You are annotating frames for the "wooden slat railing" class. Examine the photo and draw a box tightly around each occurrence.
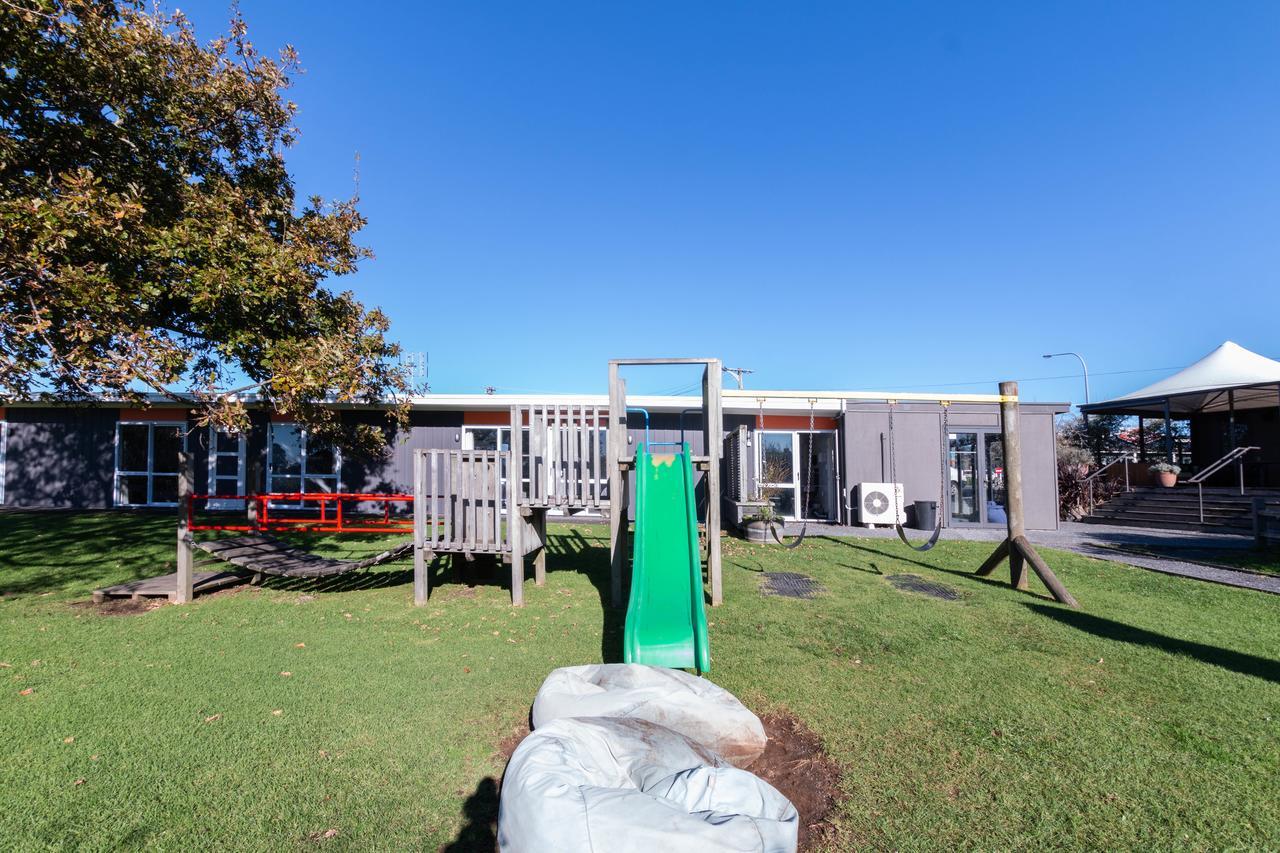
[415,449,510,555]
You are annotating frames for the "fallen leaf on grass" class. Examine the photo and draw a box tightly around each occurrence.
[73,778,85,786]
[204,714,222,723]
[280,671,292,677]
[63,736,75,744]
[19,688,33,696]
[0,662,11,668]
[272,709,283,716]
[295,643,306,648]
[308,828,339,841]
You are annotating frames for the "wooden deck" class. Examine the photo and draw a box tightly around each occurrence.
[93,570,246,603]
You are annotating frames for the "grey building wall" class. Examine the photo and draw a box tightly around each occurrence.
[4,407,117,508]
[840,402,1060,531]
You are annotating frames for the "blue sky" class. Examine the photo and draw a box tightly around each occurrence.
[182,1,1280,403]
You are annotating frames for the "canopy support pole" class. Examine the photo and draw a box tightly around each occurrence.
[1228,389,1237,453]
[1163,398,1174,464]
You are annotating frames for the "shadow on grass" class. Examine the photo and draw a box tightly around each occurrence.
[442,775,499,852]
[1027,603,1280,685]
[0,510,175,595]
[821,536,1057,599]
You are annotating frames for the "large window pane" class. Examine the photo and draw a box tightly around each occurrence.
[151,426,182,473]
[273,476,302,494]
[768,489,795,518]
[470,428,499,451]
[271,425,302,475]
[761,433,793,483]
[307,441,337,475]
[215,455,239,477]
[215,430,241,453]
[121,474,149,505]
[152,475,178,504]
[306,476,335,494]
[120,424,149,471]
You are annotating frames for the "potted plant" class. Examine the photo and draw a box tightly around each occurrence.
[743,502,780,544]
[1150,461,1181,488]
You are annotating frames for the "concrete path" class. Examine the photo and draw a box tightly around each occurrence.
[779,521,1280,594]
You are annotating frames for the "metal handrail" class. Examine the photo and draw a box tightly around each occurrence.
[1188,446,1260,522]
[1187,446,1260,485]
[1084,455,1133,514]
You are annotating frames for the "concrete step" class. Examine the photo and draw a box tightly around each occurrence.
[1077,515,1252,534]
[1088,508,1252,526]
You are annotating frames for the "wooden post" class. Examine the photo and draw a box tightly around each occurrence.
[608,364,627,608]
[703,360,724,606]
[413,449,428,606]
[975,381,1079,608]
[174,451,194,604]
[534,509,547,585]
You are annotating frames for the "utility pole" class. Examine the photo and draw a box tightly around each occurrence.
[722,366,754,390]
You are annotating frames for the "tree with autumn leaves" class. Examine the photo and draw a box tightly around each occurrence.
[0,0,408,450]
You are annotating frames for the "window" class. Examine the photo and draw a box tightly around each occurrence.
[0,419,7,505]
[461,424,609,512]
[268,423,340,503]
[115,421,186,506]
[207,427,246,509]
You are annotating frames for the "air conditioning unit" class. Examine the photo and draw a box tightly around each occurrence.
[857,482,904,525]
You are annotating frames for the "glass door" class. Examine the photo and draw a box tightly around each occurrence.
[983,433,1008,525]
[948,432,981,523]
[757,431,798,518]
[949,430,1007,525]
[798,432,838,521]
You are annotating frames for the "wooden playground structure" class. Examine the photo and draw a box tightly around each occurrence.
[100,360,1075,610]
[412,358,724,608]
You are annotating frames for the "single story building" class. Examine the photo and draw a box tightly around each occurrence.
[0,389,1068,530]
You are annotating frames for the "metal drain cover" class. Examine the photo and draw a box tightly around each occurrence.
[887,573,960,601]
[760,572,823,599]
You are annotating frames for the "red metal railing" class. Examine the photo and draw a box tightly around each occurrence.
[187,493,414,534]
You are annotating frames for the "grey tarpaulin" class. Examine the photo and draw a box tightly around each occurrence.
[531,664,768,768]
[497,717,798,853]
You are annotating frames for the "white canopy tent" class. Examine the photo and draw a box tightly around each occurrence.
[1081,341,1280,416]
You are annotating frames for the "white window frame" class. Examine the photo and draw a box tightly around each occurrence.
[0,419,7,505]
[267,423,341,506]
[114,421,188,507]
[207,426,247,510]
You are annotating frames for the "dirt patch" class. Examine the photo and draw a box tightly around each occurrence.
[754,711,843,851]
[495,721,531,764]
[72,597,164,616]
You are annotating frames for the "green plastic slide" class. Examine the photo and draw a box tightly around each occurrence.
[623,442,711,674]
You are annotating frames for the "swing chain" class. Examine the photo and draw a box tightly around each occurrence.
[939,402,951,519]
[803,399,817,519]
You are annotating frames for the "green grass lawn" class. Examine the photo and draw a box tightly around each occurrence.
[1,512,1277,850]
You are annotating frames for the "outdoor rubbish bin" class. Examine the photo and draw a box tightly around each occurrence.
[913,500,937,530]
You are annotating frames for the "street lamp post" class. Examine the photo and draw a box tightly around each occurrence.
[1043,352,1090,404]
[1044,351,1095,460]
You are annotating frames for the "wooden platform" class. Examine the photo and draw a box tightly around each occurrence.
[93,570,247,603]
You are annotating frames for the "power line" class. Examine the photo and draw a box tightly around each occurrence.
[888,364,1190,391]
